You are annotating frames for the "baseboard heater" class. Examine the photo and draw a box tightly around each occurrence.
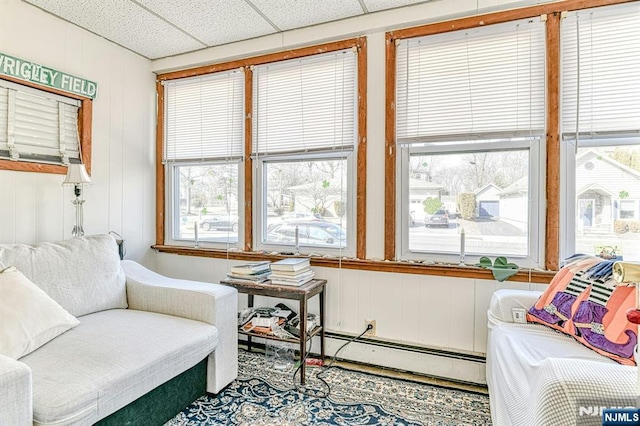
[236,333,485,363]
[324,331,486,364]
[237,334,487,387]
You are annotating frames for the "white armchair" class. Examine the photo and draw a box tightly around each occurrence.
[123,260,238,393]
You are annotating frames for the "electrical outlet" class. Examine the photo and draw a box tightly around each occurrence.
[512,308,527,324]
[365,319,376,337]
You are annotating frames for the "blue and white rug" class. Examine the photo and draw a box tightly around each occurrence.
[166,350,491,425]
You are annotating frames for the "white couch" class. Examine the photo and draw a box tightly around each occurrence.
[0,235,238,426]
[486,289,636,426]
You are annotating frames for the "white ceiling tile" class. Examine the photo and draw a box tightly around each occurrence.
[249,0,365,31]
[24,0,206,59]
[136,0,277,47]
[363,0,432,13]
[23,0,440,60]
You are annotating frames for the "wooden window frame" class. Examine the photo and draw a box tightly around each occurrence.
[384,0,637,271]
[155,0,636,283]
[156,37,367,258]
[0,75,92,175]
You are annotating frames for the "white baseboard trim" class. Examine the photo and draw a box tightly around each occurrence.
[324,333,487,386]
[239,333,487,385]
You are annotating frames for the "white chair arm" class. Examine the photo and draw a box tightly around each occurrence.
[122,260,238,393]
[488,289,543,326]
[122,260,237,325]
[0,354,32,426]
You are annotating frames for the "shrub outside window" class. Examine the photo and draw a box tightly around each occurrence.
[404,147,533,258]
[252,49,357,256]
[395,18,546,265]
[170,163,240,244]
[561,3,640,263]
[163,69,244,247]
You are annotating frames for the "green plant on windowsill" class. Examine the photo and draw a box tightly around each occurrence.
[476,256,519,282]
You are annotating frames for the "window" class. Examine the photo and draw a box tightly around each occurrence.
[163,69,244,246]
[618,199,638,220]
[0,79,81,166]
[395,17,546,264]
[252,49,357,255]
[561,2,640,262]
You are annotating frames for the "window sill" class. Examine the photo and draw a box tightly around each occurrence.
[152,244,556,284]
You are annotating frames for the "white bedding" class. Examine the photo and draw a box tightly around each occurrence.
[487,320,635,426]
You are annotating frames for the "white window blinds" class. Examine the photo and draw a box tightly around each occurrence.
[164,69,244,162]
[396,17,546,144]
[0,79,80,165]
[252,49,356,155]
[561,3,640,139]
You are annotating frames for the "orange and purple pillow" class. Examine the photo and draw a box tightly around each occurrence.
[527,256,637,366]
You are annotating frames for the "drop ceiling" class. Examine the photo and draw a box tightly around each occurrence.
[23,0,434,60]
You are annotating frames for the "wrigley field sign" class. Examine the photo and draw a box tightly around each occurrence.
[0,52,97,99]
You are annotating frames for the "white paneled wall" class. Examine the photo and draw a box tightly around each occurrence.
[0,0,155,262]
[0,0,553,385]
[149,0,552,384]
[154,253,542,383]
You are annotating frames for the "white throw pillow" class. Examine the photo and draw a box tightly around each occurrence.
[0,266,80,359]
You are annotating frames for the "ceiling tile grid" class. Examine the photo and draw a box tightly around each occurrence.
[135,0,277,47]
[24,0,438,59]
[363,0,431,13]
[245,0,365,31]
[24,0,206,58]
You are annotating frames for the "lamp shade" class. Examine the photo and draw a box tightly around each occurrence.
[613,261,640,283]
[62,164,91,185]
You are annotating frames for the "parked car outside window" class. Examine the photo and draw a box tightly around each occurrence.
[280,212,322,222]
[425,210,450,228]
[200,215,239,232]
[266,221,346,247]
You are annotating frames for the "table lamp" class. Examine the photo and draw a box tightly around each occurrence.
[613,261,640,405]
[62,164,91,237]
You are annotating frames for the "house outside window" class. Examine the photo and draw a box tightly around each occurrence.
[163,69,244,247]
[252,49,357,255]
[561,2,640,262]
[395,18,546,265]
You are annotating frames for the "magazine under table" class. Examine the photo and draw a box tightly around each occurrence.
[219,278,327,384]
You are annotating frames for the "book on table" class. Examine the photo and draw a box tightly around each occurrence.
[269,269,315,286]
[267,266,311,276]
[270,258,310,272]
[230,261,271,275]
[270,277,315,287]
[226,269,271,283]
[270,269,314,281]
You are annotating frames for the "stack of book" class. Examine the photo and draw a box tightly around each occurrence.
[226,261,271,283]
[269,258,314,286]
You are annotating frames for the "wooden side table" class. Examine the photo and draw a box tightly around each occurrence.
[220,278,327,384]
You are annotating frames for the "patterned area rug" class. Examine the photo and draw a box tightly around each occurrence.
[166,350,491,425]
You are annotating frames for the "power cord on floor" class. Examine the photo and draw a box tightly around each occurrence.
[293,323,373,398]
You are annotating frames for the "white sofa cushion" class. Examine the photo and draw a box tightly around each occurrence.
[487,320,633,426]
[0,266,79,359]
[19,309,219,426]
[0,354,32,425]
[0,235,127,317]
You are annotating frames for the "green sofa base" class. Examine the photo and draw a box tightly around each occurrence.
[95,358,207,426]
